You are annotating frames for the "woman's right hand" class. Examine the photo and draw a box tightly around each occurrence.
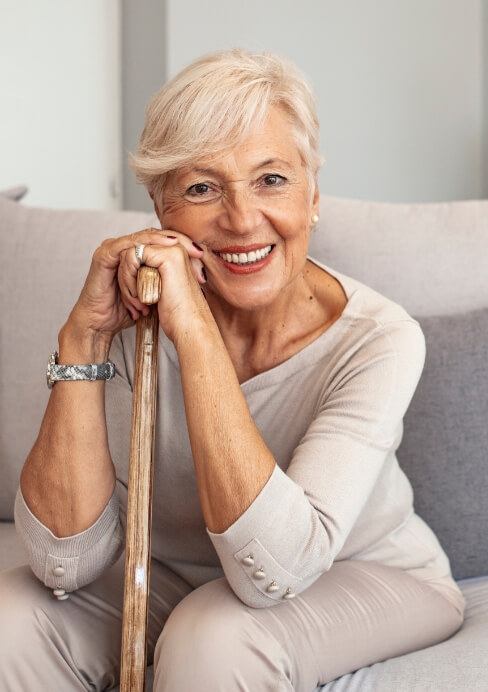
[60,229,204,360]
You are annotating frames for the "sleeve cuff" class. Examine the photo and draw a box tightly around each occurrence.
[208,466,321,607]
[14,488,124,591]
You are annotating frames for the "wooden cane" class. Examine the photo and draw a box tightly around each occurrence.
[120,265,161,692]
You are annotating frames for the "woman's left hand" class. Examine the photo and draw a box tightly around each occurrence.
[117,228,208,342]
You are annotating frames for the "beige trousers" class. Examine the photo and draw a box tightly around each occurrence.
[0,556,463,691]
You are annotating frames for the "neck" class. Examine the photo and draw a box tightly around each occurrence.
[205,269,307,339]
[203,261,345,382]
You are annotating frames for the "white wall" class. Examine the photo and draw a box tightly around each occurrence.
[0,0,121,209]
[167,0,485,204]
[2,2,485,210]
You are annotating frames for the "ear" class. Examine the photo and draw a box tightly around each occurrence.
[311,181,319,217]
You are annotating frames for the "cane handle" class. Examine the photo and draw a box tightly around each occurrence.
[137,265,161,305]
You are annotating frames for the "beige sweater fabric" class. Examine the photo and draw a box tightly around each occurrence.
[15,263,451,607]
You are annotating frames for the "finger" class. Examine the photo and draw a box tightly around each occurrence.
[170,234,205,259]
[190,257,207,285]
[142,243,203,283]
[135,230,204,262]
[99,229,180,270]
[131,233,180,264]
[131,228,204,256]
[119,239,170,300]
[118,249,149,317]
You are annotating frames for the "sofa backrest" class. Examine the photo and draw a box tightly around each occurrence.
[1,192,487,579]
[309,196,488,580]
[310,196,488,317]
[0,193,157,521]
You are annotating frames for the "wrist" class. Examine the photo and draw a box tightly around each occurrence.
[171,304,218,354]
[58,321,113,365]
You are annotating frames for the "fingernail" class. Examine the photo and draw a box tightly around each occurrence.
[193,242,204,251]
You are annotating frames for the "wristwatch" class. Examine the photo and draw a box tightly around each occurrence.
[46,351,116,389]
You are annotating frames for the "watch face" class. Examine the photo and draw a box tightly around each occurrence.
[46,351,58,389]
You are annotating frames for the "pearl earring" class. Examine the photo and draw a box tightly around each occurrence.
[311,214,319,225]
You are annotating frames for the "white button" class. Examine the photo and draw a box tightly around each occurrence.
[53,566,65,577]
[283,588,296,600]
[53,588,66,597]
[254,567,266,579]
[56,593,69,601]
[241,554,254,566]
[267,580,279,593]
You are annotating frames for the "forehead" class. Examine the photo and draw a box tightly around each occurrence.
[178,107,303,179]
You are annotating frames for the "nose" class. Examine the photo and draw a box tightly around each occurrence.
[219,188,263,235]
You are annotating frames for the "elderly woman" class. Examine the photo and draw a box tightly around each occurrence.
[2,49,463,691]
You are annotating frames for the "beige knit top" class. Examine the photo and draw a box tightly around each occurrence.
[15,263,452,607]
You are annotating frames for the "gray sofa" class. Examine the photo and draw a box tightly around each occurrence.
[1,188,487,690]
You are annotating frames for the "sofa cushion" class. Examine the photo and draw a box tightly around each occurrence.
[310,196,488,317]
[318,577,488,691]
[0,196,158,519]
[397,308,488,580]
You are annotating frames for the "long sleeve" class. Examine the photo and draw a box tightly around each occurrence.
[14,487,124,591]
[14,333,133,593]
[209,317,426,607]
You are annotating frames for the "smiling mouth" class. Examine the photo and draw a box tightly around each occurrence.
[215,245,274,266]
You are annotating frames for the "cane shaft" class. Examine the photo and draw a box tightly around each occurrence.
[120,267,160,692]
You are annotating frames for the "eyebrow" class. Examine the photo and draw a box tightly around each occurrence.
[189,158,292,177]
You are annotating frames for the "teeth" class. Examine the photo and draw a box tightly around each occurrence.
[218,245,273,265]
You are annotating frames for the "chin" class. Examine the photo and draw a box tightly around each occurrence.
[208,283,282,312]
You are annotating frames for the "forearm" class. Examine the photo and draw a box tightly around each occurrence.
[19,227,191,537]
[176,315,275,533]
[20,321,116,537]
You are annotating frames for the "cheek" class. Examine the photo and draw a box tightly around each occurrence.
[279,209,311,244]
[160,195,187,219]
[281,220,311,268]
[161,198,206,232]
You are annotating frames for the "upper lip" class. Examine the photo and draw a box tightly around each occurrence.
[213,244,273,254]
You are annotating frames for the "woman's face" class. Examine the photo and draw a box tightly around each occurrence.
[158,106,319,312]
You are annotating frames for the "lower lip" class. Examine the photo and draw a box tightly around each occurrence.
[214,247,275,275]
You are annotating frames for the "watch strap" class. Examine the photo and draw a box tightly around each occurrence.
[47,352,115,388]
[51,363,115,382]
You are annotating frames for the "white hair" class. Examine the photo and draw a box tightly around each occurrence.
[130,48,323,199]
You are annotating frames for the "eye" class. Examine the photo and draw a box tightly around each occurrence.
[186,183,212,197]
[261,174,286,187]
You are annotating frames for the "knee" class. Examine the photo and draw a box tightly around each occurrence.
[0,566,46,641]
[0,564,123,690]
[0,565,68,673]
[154,579,290,691]
[0,566,43,624]
[155,579,245,669]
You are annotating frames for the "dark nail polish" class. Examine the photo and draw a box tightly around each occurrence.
[193,242,204,251]
[201,266,207,282]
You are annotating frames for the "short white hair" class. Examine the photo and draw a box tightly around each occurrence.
[130,48,323,199]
